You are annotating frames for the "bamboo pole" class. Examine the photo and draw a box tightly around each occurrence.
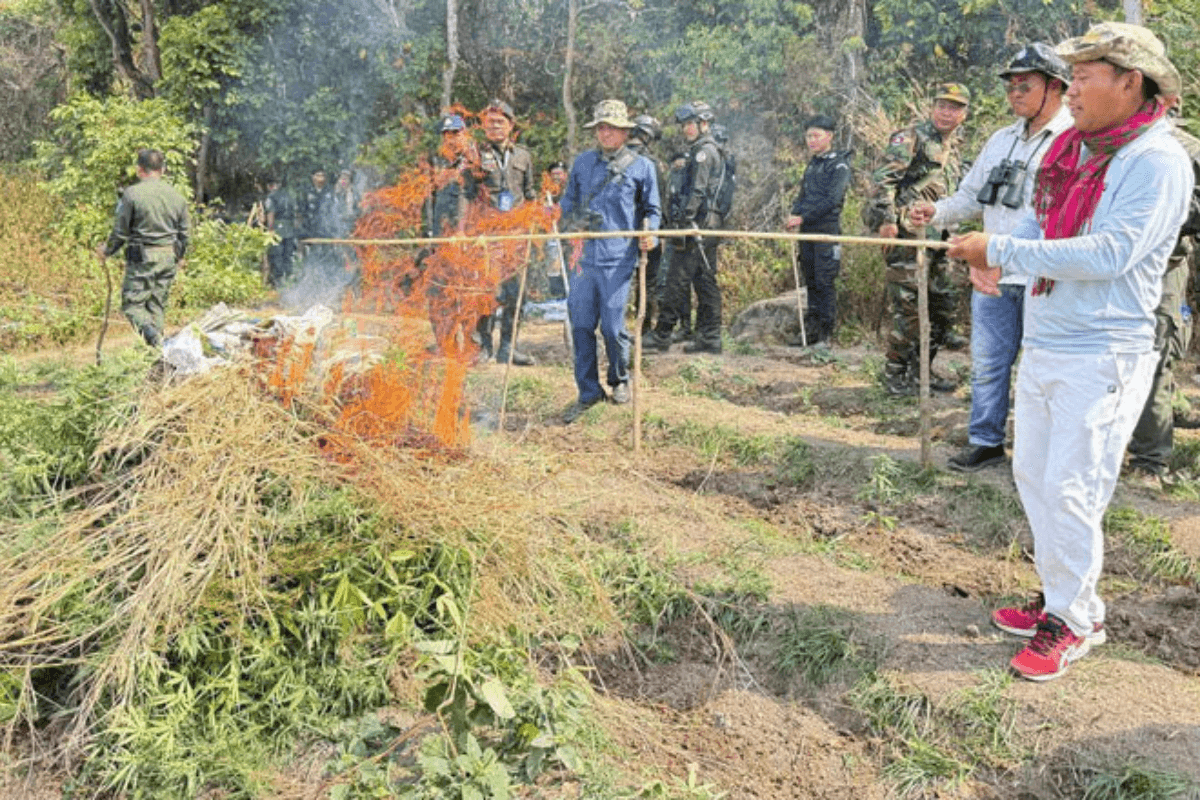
[916,247,931,469]
[632,222,649,454]
[789,240,808,347]
[498,233,535,433]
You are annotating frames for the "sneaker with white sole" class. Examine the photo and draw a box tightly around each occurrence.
[1010,613,1090,681]
[992,594,1106,644]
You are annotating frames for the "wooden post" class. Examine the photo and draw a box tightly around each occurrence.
[633,223,649,453]
[790,239,808,347]
[916,246,931,468]
[498,234,535,433]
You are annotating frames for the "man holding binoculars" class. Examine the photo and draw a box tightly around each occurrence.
[909,44,1074,472]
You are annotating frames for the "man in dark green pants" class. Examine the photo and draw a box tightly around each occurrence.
[96,148,190,347]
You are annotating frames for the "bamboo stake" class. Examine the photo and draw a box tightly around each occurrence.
[789,240,808,347]
[95,253,113,365]
[498,232,535,433]
[916,246,931,469]
[632,222,649,454]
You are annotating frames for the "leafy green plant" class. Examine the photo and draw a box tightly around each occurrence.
[773,604,877,687]
[171,215,271,311]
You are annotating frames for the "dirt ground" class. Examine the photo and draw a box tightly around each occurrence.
[465,313,1200,799]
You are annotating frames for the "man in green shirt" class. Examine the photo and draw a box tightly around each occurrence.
[95,148,190,347]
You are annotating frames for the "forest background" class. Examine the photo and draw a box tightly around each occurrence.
[4,0,1200,348]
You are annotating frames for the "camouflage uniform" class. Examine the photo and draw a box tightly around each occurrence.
[1128,124,1200,474]
[477,138,537,362]
[652,106,725,353]
[102,174,190,347]
[865,117,963,390]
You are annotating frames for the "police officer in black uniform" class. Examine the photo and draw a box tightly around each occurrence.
[648,101,725,354]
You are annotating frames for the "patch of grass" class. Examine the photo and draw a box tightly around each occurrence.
[501,373,557,414]
[856,453,935,509]
[773,605,879,688]
[659,419,774,467]
[940,479,1025,548]
[774,437,817,487]
[884,737,971,798]
[1079,760,1199,799]
[940,669,1023,767]
[1104,506,1199,583]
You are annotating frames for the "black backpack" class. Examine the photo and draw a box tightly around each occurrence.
[709,145,736,219]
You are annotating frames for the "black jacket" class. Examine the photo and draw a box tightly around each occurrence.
[790,149,852,234]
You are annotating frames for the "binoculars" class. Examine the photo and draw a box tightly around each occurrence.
[976,159,1028,209]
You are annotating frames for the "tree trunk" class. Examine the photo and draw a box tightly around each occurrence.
[195,102,214,203]
[562,0,578,153]
[441,0,459,109]
[87,0,155,98]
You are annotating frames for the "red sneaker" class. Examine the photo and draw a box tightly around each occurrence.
[1010,614,1090,682]
[992,594,1107,645]
[991,594,1044,637]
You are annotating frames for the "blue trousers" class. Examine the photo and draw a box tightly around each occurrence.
[968,284,1024,447]
[567,264,633,404]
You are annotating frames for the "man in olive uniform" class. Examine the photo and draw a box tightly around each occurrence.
[263,176,298,287]
[1126,102,1200,483]
[627,114,667,333]
[865,83,970,395]
[300,168,330,240]
[475,98,537,365]
[95,148,189,348]
[647,101,726,354]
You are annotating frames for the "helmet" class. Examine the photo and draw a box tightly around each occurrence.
[710,123,729,145]
[481,98,514,120]
[999,42,1072,87]
[438,114,466,133]
[632,114,662,142]
[674,101,715,124]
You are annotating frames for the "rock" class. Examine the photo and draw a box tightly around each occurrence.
[729,290,808,345]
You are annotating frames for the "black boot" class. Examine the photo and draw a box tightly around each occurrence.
[495,308,534,366]
[473,314,494,360]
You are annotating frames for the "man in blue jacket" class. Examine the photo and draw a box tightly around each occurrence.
[559,99,661,424]
[785,114,852,346]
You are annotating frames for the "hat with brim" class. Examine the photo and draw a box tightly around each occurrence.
[933,83,971,105]
[1056,22,1181,97]
[584,99,635,129]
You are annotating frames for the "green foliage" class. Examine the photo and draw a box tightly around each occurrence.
[158,5,255,113]
[773,604,876,687]
[172,216,271,310]
[35,92,197,245]
[1081,760,1199,799]
[0,170,104,348]
[0,350,150,512]
[1104,506,1199,584]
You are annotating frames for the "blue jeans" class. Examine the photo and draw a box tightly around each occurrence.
[567,264,633,404]
[969,284,1024,447]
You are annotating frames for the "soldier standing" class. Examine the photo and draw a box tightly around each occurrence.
[263,176,298,287]
[475,98,537,365]
[785,114,853,346]
[865,83,970,395]
[648,101,726,354]
[300,168,330,239]
[94,148,189,347]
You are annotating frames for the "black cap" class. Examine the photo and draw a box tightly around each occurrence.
[805,114,836,132]
[999,42,1071,86]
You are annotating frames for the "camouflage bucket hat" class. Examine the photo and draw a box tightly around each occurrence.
[584,99,635,129]
[1056,22,1181,97]
[934,82,971,105]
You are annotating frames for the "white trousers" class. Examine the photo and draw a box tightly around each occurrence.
[1012,348,1157,637]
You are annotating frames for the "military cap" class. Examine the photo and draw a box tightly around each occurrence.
[675,101,715,123]
[439,114,466,132]
[933,83,971,105]
[1055,22,1180,97]
[583,99,635,129]
[999,42,1071,86]
[805,114,836,132]
[481,98,515,119]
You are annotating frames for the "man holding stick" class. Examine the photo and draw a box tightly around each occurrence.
[559,100,660,424]
[948,22,1192,681]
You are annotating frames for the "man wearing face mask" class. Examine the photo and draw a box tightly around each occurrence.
[475,98,537,365]
[559,100,660,424]
[865,83,970,396]
[910,45,1074,472]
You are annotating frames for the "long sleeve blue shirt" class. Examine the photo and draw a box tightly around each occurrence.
[560,147,661,271]
[986,119,1192,353]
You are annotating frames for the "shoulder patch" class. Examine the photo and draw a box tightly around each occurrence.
[695,151,707,163]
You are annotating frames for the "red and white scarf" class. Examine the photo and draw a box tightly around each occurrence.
[1030,97,1167,296]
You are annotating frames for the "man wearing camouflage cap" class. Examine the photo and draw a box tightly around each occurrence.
[911,44,1074,473]
[950,22,1193,682]
[865,82,970,396]
[559,99,660,423]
